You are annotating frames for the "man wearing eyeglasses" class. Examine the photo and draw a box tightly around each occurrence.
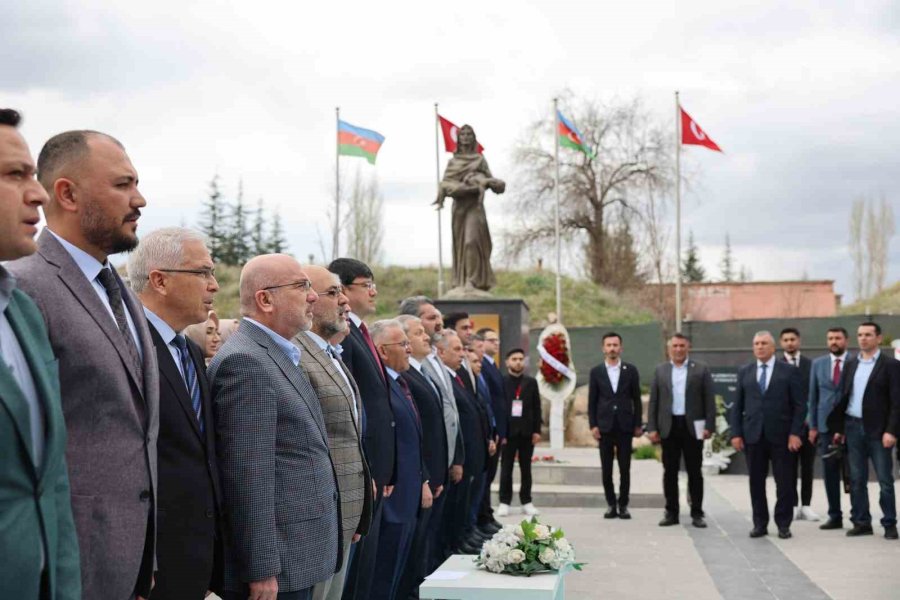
[210,255,342,600]
[127,227,224,599]
[327,258,395,600]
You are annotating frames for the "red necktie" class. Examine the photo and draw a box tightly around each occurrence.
[832,358,841,387]
[359,322,386,382]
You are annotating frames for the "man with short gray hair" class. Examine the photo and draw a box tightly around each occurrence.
[129,227,224,599]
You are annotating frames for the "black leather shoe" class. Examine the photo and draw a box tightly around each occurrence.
[618,507,632,519]
[819,519,843,530]
[481,521,501,534]
[489,519,504,529]
[885,525,898,540]
[778,528,792,539]
[846,524,874,537]
[692,517,708,528]
[749,527,768,538]
[476,525,497,538]
[458,540,481,555]
[658,514,679,527]
[604,506,618,519]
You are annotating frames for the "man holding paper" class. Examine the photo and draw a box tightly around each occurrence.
[648,333,716,528]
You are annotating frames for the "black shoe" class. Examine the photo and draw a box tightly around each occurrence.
[604,506,618,519]
[819,519,843,530]
[489,519,504,529]
[481,521,501,534]
[846,524,874,537]
[778,528,792,539]
[618,507,632,519]
[692,517,708,529]
[476,525,497,538]
[885,526,898,540]
[658,513,679,527]
[458,540,481,555]
[749,527,768,538]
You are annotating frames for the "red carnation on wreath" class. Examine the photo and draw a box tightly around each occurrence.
[539,333,570,385]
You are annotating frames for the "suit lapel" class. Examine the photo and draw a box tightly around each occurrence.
[0,358,36,475]
[149,323,202,441]
[297,333,362,438]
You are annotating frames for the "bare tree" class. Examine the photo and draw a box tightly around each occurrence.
[503,95,673,287]
[866,194,895,296]
[849,197,865,299]
[344,168,384,266]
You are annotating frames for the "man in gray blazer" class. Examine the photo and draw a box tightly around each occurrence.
[648,333,716,528]
[808,326,850,530]
[8,130,160,600]
[210,255,340,600]
[294,265,372,600]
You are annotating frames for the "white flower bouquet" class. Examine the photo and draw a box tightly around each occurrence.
[475,517,584,576]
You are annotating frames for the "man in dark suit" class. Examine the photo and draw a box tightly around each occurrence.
[210,255,341,600]
[827,321,899,540]
[497,349,542,517]
[730,331,805,539]
[128,227,224,599]
[808,327,850,530]
[293,266,372,600]
[396,315,448,598]
[328,258,395,600]
[779,327,819,522]
[0,108,80,600]
[648,333,715,528]
[476,327,505,531]
[8,129,160,600]
[588,332,642,519]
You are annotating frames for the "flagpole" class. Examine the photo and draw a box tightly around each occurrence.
[553,98,562,324]
[674,91,683,333]
[334,106,341,262]
[435,103,445,297]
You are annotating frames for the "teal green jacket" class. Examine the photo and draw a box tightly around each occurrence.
[0,288,80,599]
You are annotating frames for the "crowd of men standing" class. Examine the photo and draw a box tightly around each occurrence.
[0,109,545,600]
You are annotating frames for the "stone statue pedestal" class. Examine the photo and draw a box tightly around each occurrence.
[433,297,529,374]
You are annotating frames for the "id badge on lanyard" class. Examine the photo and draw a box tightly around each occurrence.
[512,383,523,417]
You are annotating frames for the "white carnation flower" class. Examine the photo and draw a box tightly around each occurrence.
[485,558,505,573]
[555,538,571,552]
[507,548,526,564]
[514,525,526,539]
[538,547,556,565]
[534,524,551,540]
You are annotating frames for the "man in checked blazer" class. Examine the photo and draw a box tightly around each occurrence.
[210,255,341,600]
[8,129,160,600]
[293,266,372,600]
[648,333,715,528]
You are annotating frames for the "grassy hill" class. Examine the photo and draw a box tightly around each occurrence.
[840,281,900,315]
[206,264,652,327]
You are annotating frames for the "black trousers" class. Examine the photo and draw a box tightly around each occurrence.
[478,445,501,524]
[794,428,816,506]
[599,427,633,508]
[440,475,472,552]
[745,437,796,530]
[499,434,535,505]
[396,502,432,600]
[661,416,705,518]
[341,494,384,600]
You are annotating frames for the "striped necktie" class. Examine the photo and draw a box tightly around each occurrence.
[173,334,203,433]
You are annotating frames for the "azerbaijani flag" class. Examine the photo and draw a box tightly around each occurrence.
[557,110,594,158]
[338,120,385,165]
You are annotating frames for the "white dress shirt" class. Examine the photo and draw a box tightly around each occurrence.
[671,360,688,416]
[606,359,621,393]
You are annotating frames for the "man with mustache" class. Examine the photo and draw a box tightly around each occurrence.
[8,129,160,600]
[128,228,224,599]
[0,109,81,599]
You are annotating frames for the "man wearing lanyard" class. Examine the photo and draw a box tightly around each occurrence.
[497,349,542,517]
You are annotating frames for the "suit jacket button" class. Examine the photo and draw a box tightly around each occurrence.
[139,490,151,501]
[206,509,214,518]
[35,484,44,498]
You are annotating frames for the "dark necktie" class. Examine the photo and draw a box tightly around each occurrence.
[173,335,203,433]
[832,358,841,387]
[397,376,420,424]
[359,322,386,382]
[758,363,768,394]
[96,267,143,377]
[454,374,465,389]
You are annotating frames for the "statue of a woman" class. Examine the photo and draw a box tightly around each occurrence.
[434,125,505,292]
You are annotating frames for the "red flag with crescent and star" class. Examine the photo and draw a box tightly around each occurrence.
[438,115,484,154]
[680,107,722,152]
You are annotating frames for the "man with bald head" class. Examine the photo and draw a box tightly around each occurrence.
[209,255,341,600]
[8,129,160,599]
[731,331,804,539]
[292,266,372,600]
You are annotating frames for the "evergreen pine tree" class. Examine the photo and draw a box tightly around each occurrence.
[681,230,706,282]
[720,233,735,282]
[199,174,226,263]
[268,207,288,254]
[250,198,268,256]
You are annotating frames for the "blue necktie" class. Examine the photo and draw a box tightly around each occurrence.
[174,335,203,433]
[758,363,767,395]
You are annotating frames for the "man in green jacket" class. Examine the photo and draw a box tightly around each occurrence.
[0,108,80,599]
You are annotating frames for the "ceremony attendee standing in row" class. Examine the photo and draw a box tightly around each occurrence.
[329,258,395,600]
[497,349,542,517]
[210,255,340,599]
[648,334,715,528]
[730,331,804,539]
[183,309,222,365]
[589,332,642,520]
[9,129,160,599]
[0,109,80,600]
[828,322,899,540]
[476,327,505,530]
[293,266,372,600]
[779,327,819,522]
[808,327,850,530]
[128,227,224,599]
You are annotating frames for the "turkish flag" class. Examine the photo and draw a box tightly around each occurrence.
[438,115,484,154]
[680,108,722,152]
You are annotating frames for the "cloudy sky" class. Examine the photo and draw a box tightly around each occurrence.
[3,0,898,302]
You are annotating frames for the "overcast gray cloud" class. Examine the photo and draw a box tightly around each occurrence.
[2,0,898,302]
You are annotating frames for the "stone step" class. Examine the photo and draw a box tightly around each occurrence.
[509,463,602,486]
[490,482,664,509]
